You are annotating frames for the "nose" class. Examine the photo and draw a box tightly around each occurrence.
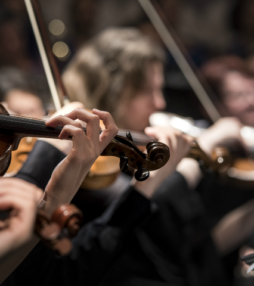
[153,90,166,111]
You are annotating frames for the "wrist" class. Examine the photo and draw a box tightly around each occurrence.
[176,158,203,189]
[132,173,163,198]
[198,131,217,155]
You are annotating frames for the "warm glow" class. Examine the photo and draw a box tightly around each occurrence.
[49,19,65,36]
[52,41,70,60]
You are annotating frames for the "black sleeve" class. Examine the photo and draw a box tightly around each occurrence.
[15,140,66,190]
[3,186,153,286]
[140,171,206,265]
[152,171,205,222]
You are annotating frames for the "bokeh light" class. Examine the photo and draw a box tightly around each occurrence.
[52,41,70,60]
[49,19,65,36]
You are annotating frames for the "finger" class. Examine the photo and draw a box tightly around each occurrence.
[92,109,118,152]
[0,179,42,200]
[34,189,44,203]
[65,109,101,145]
[45,115,83,129]
[185,134,194,144]
[0,195,36,214]
[144,127,168,145]
[0,188,38,205]
[59,125,89,153]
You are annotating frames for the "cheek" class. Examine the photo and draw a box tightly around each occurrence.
[129,97,153,116]
[224,99,247,114]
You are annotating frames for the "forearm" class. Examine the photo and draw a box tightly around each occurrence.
[212,198,254,255]
[176,158,203,189]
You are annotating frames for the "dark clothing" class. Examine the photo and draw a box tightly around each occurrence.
[3,141,153,286]
[16,140,131,223]
[6,141,229,286]
[101,172,229,286]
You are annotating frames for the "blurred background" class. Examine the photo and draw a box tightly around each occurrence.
[2,1,254,284]
[0,0,252,120]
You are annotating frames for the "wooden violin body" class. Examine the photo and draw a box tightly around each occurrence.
[187,141,231,173]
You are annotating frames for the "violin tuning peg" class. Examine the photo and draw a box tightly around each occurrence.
[120,156,129,173]
[39,222,61,241]
[52,238,73,256]
[126,131,133,142]
[135,167,149,181]
[67,216,81,237]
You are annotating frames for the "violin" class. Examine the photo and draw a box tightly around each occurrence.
[4,124,161,189]
[6,137,37,176]
[139,1,254,187]
[35,204,83,256]
[0,203,83,256]
[0,103,170,181]
[1,0,169,189]
[150,112,254,186]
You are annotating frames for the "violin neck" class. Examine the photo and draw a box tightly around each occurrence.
[0,114,155,146]
[0,114,69,139]
[117,129,155,146]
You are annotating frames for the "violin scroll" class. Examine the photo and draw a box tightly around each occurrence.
[146,141,169,165]
[102,132,170,181]
[51,204,83,238]
[132,141,170,181]
[35,204,83,256]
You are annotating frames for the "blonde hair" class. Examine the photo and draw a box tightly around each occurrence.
[63,28,165,125]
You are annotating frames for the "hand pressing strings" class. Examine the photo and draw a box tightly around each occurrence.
[43,108,118,214]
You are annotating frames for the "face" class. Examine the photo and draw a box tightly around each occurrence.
[123,62,166,131]
[221,72,254,126]
[6,90,45,118]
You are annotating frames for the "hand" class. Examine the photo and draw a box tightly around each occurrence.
[198,117,244,155]
[44,108,118,214]
[133,126,192,198]
[0,178,42,259]
[39,101,86,155]
[176,117,244,190]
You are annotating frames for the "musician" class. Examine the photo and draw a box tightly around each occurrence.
[1,108,123,284]
[63,28,166,131]
[2,116,193,286]
[202,56,254,127]
[0,67,45,118]
[4,27,254,286]
[62,28,254,285]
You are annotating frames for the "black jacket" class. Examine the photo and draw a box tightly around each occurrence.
[3,141,153,286]
[4,141,229,286]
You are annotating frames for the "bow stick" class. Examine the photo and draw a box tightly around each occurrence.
[137,0,223,122]
[24,0,63,110]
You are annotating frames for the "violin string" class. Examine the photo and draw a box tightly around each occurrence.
[1,113,46,122]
